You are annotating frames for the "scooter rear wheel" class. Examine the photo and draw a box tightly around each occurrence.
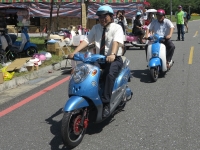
[150,67,159,82]
[7,51,18,61]
[26,47,38,57]
[61,110,87,149]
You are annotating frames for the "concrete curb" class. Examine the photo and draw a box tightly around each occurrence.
[0,60,68,93]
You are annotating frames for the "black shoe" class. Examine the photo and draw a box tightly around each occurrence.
[176,39,180,41]
[182,39,184,41]
[103,104,110,118]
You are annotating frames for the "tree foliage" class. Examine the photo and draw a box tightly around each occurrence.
[147,0,200,14]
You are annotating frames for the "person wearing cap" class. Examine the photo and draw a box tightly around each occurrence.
[68,5,124,118]
[175,5,185,41]
[144,9,175,69]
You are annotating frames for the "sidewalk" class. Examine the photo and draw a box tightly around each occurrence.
[0,59,71,93]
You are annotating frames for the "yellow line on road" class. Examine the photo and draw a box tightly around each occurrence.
[188,46,194,64]
[193,31,198,37]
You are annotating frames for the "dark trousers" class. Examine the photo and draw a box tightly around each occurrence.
[95,56,123,104]
[145,39,175,62]
[163,39,175,62]
[177,24,184,40]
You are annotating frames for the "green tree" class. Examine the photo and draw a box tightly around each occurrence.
[147,0,200,14]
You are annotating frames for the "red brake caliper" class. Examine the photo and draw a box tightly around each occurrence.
[73,115,89,135]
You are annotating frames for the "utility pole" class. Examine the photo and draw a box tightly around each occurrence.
[170,0,172,20]
[189,6,191,14]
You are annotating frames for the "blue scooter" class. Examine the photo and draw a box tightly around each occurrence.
[13,27,38,57]
[61,52,132,149]
[146,34,174,82]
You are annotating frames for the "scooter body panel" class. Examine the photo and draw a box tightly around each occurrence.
[24,42,37,51]
[148,57,161,69]
[68,63,102,104]
[63,96,89,112]
[13,28,37,53]
[147,41,167,72]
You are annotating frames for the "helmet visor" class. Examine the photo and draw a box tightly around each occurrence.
[156,12,164,16]
[96,11,110,16]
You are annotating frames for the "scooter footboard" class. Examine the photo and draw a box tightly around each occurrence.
[63,96,89,112]
[149,58,161,68]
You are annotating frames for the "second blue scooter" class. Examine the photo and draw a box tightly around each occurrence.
[146,34,174,82]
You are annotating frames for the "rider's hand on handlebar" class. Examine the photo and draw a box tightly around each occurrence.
[67,53,75,59]
[106,54,116,63]
[165,35,171,40]
[143,36,149,40]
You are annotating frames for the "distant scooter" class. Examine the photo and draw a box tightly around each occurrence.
[0,28,19,62]
[125,26,148,50]
[14,27,38,57]
[146,34,174,82]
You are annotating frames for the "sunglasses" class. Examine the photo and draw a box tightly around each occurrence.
[98,14,109,19]
[156,14,163,16]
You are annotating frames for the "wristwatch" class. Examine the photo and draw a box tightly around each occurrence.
[111,53,116,56]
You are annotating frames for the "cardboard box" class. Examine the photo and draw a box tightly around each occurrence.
[26,65,39,72]
[26,66,34,72]
[47,43,60,52]
[48,48,63,56]
[62,47,72,55]
[55,48,63,56]
[0,72,4,84]
[7,57,31,72]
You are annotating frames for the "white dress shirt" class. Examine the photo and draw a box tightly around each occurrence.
[84,23,124,56]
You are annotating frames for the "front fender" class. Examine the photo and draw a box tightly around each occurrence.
[149,58,161,68]
[24,43,37,50]
[63,96,89,112]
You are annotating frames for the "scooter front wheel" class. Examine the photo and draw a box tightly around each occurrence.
[150,67,159,82]
[61,110,88,149]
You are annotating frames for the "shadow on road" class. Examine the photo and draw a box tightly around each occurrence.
[86,116,115,135]
[131,69,167,83]
[131,69,152,83]
[45,108,70,150]
[45,108,119,149]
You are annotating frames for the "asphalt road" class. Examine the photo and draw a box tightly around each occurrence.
[0,20,200,150]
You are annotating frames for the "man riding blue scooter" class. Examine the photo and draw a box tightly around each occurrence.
[68,5,124,118]
[145,9,175,69]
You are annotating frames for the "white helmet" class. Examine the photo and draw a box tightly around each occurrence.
[45,52,52,60]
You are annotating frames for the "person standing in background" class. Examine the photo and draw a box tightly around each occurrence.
[114,10,127,34]
[175,5,185,41]
[183,10,189,33]
[145,12,155,26]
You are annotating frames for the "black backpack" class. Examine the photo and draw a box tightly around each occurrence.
[187,14,191,20]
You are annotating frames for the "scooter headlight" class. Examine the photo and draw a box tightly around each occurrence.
[152,52,159,57]
[72,64,89,83]
[152,34,160,42]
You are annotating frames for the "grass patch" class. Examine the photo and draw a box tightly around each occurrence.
[166,15,200,22]
[16,36,47,51]
[13,54,63,77]
[0,36,74,79]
